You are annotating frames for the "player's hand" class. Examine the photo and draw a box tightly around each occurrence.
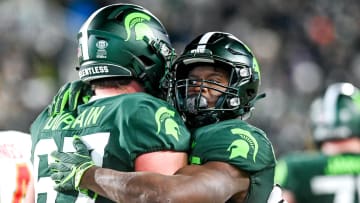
[267,185,288,203]
[49,136,94,192]
[48,80,92,117]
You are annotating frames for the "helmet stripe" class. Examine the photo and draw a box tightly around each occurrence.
[78,5,111,60]
[195,31,216,53]
[323,83,355,124]
[323,84,339,124]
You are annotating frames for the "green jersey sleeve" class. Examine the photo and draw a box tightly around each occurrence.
[189,119,276,203]
[119,93,191,161]
[190,119,275,170]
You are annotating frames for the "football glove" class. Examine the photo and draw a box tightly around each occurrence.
[48,80,92,117]
[267,184,288,203]
[49,136,94,192]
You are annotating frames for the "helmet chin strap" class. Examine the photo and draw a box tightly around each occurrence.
[186,95,208,114]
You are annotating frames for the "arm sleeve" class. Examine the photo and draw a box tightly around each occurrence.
[123,100,191,162]
[190,125,276,171]
[190,122,276,203]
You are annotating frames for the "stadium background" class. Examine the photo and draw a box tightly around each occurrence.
[1,0,360,157]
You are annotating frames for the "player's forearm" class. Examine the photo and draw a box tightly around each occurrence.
[81,166,176,202]
[80,165,246,203]
[80,166,114,200]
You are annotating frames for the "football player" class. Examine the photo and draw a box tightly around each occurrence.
[275,82,360,203]
[49,32,281,203]
[28,4,190,203]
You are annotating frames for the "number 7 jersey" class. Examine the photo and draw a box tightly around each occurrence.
[30,93,191,203]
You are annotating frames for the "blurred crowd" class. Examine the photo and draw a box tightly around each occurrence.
[1,0,360,157]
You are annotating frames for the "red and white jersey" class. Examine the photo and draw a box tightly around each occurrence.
[0,130,32,203]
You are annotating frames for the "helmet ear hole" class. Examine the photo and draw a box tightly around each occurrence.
[247,89,256,97]
[138,55,155,67]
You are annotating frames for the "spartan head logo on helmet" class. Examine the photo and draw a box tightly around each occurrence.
[124,12,155,41]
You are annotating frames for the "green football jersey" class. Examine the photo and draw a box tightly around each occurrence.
[275,152,360,203]
[30,92,191,203]
[189,119,276,203]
